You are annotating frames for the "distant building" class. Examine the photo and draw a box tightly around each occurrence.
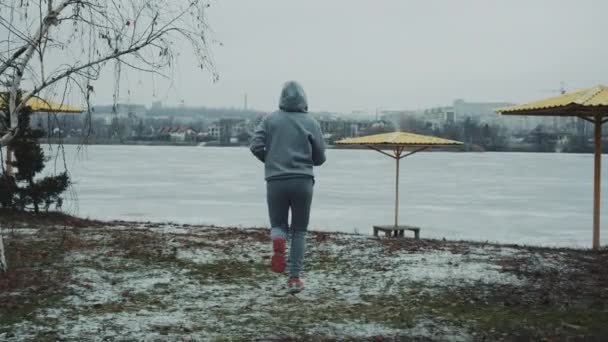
[111,103,147,119]
[453,99,514,120]
[218,118,241,144]
[452,99,519,128]
[422,107,455,128]
[207,124,220,140]
[350,110,374,120]
[233,119,254,136]
[93,103,147,123]
[319,119,369,140]
[158,126,197,142]
[380,110,418,126]
[450,99,541,132]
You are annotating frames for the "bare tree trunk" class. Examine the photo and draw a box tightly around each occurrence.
[0,232,6,272]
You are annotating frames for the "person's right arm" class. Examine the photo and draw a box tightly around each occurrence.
[250,116,267,163]
[310,120,326,166]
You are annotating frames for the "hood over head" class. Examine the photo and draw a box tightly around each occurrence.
[279,81,308,113]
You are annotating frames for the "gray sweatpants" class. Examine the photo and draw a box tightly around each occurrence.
[267,177,314,278]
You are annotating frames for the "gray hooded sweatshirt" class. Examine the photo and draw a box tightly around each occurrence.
[250,81,326,180]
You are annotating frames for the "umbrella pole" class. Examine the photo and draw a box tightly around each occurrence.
[593,115,602,250]
[394,147,402,228]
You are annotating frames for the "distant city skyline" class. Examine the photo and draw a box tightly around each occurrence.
[93,97,514,117]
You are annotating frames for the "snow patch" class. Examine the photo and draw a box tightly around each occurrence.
[385,250,524,286]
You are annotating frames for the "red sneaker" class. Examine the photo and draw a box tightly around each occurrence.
[288,277,304,294]
[271,238,286,273]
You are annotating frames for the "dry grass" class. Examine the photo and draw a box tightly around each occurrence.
[0,212,607,341]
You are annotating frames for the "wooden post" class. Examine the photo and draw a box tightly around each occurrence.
[394,147,401,228]
[593,115,602,250]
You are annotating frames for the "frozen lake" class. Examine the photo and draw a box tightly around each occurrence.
[47,145,607,248]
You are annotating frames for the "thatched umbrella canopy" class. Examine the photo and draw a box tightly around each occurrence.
[497,85,608,249]
[336,131,462,230]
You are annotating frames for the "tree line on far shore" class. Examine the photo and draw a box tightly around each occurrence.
[359,116,599,153]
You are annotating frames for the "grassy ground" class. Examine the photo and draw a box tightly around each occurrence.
[0,211,607,341]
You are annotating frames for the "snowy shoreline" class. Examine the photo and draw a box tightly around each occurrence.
[1,218,607,340]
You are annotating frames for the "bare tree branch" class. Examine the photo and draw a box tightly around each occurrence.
[0,0,217,150]
[0,45,27,77]
[17,38,161,116]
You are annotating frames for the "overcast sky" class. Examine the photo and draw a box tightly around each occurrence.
[93,0,608,113]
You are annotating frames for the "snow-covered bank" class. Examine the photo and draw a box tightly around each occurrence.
[1,220,607,341]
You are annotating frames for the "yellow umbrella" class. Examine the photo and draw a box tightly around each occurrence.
[1,93,82,175]
[336,131,463,235]
[497,85,608,249]
[0,94,82,113]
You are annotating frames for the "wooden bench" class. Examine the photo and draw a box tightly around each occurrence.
[373,225,420,239]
